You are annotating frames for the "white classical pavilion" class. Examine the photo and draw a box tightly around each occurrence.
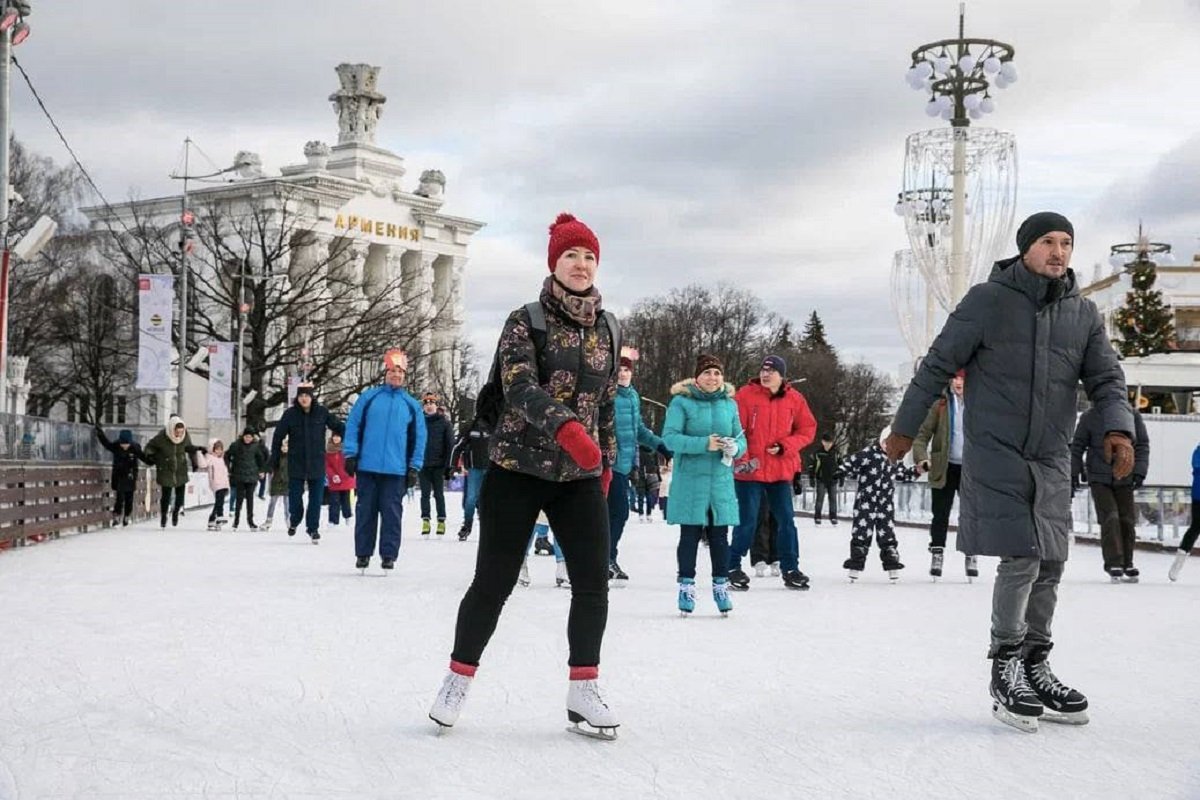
[83,63,485,431]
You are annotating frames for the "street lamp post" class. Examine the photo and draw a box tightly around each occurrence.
[903,2,1016,305]
[0,1,33,415]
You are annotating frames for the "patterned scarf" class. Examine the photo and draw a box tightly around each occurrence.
[542,275,602,327]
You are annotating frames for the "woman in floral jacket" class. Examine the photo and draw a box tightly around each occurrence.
[430,213,621,739]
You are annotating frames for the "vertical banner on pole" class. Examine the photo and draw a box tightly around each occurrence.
[286,375,303,406]
[207,342,233,420]
[136,274,175,390]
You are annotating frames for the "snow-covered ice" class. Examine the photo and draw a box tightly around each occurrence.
[1,503,1197,799]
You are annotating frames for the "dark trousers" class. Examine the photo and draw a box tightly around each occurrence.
[730,481,799,572]
[1181,502,1200,552]
[929,463,961,549]
[355,471,405,559]
[1090,483,1137,570]
[233,481,257,527]
[288,478,325,534]
[814,480,838,522]
[678,519,730,580]
[750,504,778,566]
[112,489,134,518]
[159,485,185,523]
[451,465,609,667]
[209,489,228,523]
[327,490,353,524]
[607,471,632,563]
[419,466,446,520]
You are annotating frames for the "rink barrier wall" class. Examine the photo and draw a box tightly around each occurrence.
[0,462,161,550]
[792,481,1198,555]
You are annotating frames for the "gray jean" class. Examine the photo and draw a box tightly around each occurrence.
[989,556,1064,655]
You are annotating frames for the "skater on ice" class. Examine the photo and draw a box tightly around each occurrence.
[912,370,975,580]
[418,392,454,537]
[143,416,204,529]
[324,431,355,529]
[269,384,345,543]
[1168,442,1200,582]
[262,439,289,531]
[661,353,746,616]
[1070,401,1149,582]
[430,212,621,739]
[887,212,1134,733]
[449,416,491,540]
[726,355,817,591]
[225,428,267,531]
[94,425,148,527]
[808,431,841,526]
[342,349,425,573]
[200,440,230,531]
[608,346,671,584]
[835,426,922,582]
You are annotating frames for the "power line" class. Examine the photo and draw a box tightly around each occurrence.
[10,55,140,244]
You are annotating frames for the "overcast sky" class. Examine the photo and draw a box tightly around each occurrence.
[11,0,1200,377]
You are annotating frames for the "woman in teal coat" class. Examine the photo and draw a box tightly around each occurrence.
[661,354,747,615]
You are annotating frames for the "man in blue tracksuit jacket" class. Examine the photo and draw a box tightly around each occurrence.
[343,350,427,571]
[608,352,671,581]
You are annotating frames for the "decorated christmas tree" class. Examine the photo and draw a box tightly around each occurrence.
[1114,248,1175,358]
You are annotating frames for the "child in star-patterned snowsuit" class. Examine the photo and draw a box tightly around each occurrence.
[836,430,922,572]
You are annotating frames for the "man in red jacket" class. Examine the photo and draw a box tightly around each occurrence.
[727,355,817,590]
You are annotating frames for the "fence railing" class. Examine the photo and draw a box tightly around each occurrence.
[794,481,1192,549]
[0,462,160,548]
[0,413,173,463]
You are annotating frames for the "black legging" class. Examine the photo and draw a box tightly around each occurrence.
[451,464,609,667]
[159,485,185,523]
[1180,502,1200,552]
[112,489,134,518]
[233,481,258,527]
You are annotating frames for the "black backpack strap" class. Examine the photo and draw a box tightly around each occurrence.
[602,311,621,377]
[523,301,549,382]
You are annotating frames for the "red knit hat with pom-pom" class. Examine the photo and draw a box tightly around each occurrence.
[547,212,600,272]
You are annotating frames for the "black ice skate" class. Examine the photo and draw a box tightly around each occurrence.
[1024,644,1089,725]
[989,645,1043,733]
[1107,566,1123,583]
[843,557,865,582]
[929,546,944,580]
[356,556,370,573]
[1121,567,1140,584]
[534,536,555,556]
[781,570,810,590]
[965,555,979,582]
[608,562,629,584]
[381,558,395,573]
[457,523,472,542]
[881,547,904,582]
[727,568,750,591]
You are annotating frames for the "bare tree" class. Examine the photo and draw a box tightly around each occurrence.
[103,187,452,429]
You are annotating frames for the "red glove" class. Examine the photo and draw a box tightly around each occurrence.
[555,420,601,470]
[600,467,612,496]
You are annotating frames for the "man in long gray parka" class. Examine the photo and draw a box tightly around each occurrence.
[885,212,1135,734]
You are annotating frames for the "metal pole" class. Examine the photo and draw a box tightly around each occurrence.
[0,26,12,415]
[235,262,245,433]
[950,129,968,304]
[178,138,190,418]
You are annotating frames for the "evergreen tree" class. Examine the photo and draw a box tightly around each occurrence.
[1115,253,1175,358]
[800,311,832,354]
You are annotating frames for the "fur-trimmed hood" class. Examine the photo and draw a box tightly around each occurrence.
[670,378,736,399]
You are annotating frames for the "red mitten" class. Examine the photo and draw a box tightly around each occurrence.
[600,467,612,496]
[555,420,601,470]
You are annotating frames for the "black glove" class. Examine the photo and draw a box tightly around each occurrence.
[444,468,453,482]
[1131,473,1145,489]
[407,468,420,490]
[656,443,673,460]
[345,456,357,477]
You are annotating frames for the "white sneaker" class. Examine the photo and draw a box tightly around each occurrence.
[429,670,473,728]
[567,678,619,729]
[752,561,767,578]
[1169,550,1189,582]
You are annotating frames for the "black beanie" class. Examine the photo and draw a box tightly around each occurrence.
[1016,212,1074,255]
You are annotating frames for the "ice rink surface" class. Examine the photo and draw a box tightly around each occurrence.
[1,503,1197,799]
